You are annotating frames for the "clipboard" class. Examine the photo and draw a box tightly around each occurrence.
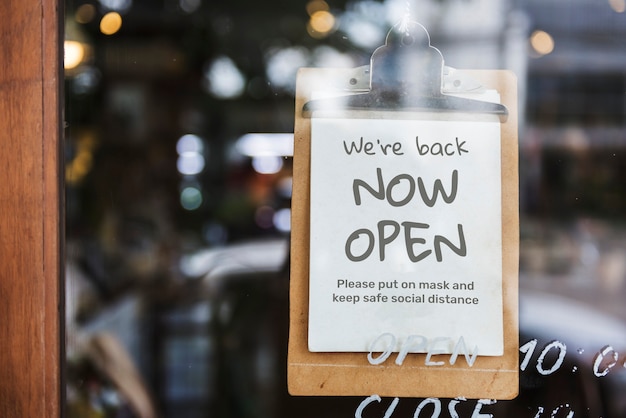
[288,22,519,400]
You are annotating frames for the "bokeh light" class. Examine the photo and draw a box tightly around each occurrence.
[306,0,329,16]
[609,0,626,13]
[252,156,283,174]
[273,208,291,232]
[75,4,97,24]
[180,187,203,210]
[100,12,123,35]
[236,133,293,157]
[64,41,85,70]
[177,153,205,176]
[176,134,204,155]
[530,30,555,56]
[180,0,202,13]
[203,56,246,99]
[265,46,309,92]
[255,206,275,229]
[308,10,336,38]
[98,0,132,13]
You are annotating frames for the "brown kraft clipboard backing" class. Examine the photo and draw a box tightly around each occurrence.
[288,67,519,400]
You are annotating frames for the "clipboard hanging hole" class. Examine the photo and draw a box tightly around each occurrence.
[400,34,414,46]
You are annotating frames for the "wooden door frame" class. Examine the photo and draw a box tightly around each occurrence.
[0,0,63,416]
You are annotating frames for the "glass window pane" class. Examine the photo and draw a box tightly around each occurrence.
[65,0,626,416]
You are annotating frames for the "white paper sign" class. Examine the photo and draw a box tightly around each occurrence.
[308,111,503,355]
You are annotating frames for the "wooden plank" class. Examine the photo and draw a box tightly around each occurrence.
[0,0,62,416]
[43,0,64,415]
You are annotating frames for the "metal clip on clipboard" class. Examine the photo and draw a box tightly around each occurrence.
[302,21,508,121]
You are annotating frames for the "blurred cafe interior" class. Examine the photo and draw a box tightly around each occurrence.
[63,0,626,416]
